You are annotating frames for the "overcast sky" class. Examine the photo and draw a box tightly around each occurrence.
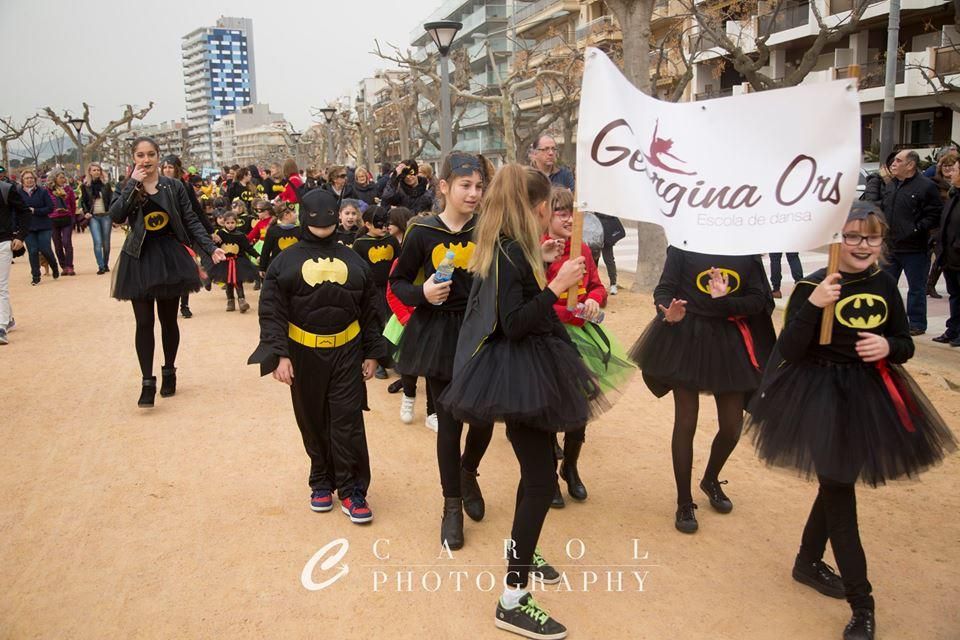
[1,0,435,132]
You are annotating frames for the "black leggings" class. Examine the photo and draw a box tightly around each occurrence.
[226,283,246,300]
[671,388,744,505]
[505,424,557,589]
[429,376,494,497]
[401,374,435,415]
[131,298,180,378]
[798,478,873,611]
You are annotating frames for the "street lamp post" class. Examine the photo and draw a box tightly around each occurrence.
[424,20,462,162]
[318,107,337,166]
[67,117,87,178]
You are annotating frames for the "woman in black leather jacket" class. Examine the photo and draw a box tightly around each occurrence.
[110,136,225,408]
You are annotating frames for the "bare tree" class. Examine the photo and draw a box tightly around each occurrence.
[12,119,49,170]
[0,115,39,169]
[904,7,960,113]
[43,102,155,169]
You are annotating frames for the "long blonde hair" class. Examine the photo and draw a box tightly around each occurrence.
[84,162,105,186]
[470,164,551,286]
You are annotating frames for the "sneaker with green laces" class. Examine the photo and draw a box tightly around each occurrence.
[495,593,567,640]
[530,548,561,585]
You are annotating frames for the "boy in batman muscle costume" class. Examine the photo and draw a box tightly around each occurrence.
[248,189,386,523]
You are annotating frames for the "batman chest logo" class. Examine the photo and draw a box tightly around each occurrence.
[835,293,888,329]
[278,236,298,251]
[144,210,169,232]
[221,242,240,256]
[695,268,741,295]
[302,257,349,287]
[432,242,475,270]
[369,244,395,264]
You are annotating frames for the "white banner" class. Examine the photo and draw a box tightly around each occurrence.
[576,48,862,255]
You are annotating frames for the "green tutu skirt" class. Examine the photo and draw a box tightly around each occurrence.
[384,314,405,346]
[565,322,636,401]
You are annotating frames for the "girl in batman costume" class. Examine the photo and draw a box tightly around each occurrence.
[745,203,955,640]
[439,165,606,640]
[110,137,225,408]
[629,241,776,533]
[388,152,497,551]
[208,212,260,313]
[248,188,386,524]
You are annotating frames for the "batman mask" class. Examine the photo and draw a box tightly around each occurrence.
[299,189,340,229]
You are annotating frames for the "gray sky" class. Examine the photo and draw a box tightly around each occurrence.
[1,0,434,132]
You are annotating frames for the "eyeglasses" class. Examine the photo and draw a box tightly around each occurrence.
[336,174,347,179]
[552,210,574,220]
[842,233,884,247]
[537,146,558,153]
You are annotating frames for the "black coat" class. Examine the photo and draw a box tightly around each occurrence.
[881,173,942,253]
[348,181,379,206]
[938,192,960,271]
[382,175,434,213]
[0,180,30,242]
[109,176,218,259]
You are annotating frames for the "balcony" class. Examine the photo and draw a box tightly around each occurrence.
[759,2,809,34]
[510,0,579,35]
[694,87,734,100]
[576,15,621,45]
[827,0,884,13]
[836,59,905,88]
[935,46,960,76]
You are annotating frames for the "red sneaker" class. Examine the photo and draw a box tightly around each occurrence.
[310,490,333,512]
[340,494,373,524]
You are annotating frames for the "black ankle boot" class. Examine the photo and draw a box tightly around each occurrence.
[138,377,157,408]
[551,483,565,508]
[560,440,587,501]
[460,468,485,522]
[160,366,177,397]
[843,608,875,640]
[441,498,464,550]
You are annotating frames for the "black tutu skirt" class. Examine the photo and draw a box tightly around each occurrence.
[629,312,771,397]
[745,357,956,486]
[394,307,463,380]
[111,234,202,301]
[438,334,609,432]
[208,255,259,284]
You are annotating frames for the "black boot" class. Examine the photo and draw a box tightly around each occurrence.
[843,609,875,640]
[550,483,565,508]
[441,498,464,550]
[560,439,588,501]
[460,468,485,522]
[138,377,157,408]
[552,433,564,461]
[160,366,177,397]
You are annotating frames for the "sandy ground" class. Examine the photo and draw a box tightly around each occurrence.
[1,230,958,640]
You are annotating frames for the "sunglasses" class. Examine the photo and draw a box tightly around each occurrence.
[336,174,347,179]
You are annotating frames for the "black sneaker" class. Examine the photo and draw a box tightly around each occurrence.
[180,306,193,319]
[675,502,698,533]
[530,548,562,585]
[932,332,957,344]
[387,379,404,394]
[495,593,567,640]
[792,557,845,599]
[700,478,733,513]
[843,608,875,640]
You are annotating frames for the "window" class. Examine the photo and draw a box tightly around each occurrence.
[903,112,934,146]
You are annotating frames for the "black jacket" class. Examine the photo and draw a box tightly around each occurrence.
[382,175,434,213]
[79,180,114,215]
[348,181,379,206]
[938,192,960,271]
[0,181,30,243]
[110,176,218,259]
[881,173,942,253]
[247,229,387,376]
[861,173,886,204]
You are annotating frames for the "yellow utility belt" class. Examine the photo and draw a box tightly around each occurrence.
[288,320,360,349]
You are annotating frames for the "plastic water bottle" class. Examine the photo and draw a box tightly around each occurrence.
[575,302,604,324]
[431,250,456,305]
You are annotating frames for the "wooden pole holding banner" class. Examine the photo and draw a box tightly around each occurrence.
[819,64,860,345]
[567,202,584,310]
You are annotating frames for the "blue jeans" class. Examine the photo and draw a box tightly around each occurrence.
[88,215,112,270]
[25,229,57,281]
[769,252,804,290]
[943,267,960,338]
[884,252,930,331]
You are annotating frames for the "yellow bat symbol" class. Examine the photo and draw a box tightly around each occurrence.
[221,243,240,256]
[696,267,741,295]
[301,257,349,287]
[835,293,888,329]
[432,242,475,271]
[369,244,395,264]
[144,210,169,231]
[278,236,298,250]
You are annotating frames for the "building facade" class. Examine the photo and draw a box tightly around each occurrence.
[127,120,191,162]
[211,103,286,167]
[181,16,258,169]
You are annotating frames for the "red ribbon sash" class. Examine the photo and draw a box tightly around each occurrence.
[875,360,916,433]
[225,256,238,286]
[728,316,760,371]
